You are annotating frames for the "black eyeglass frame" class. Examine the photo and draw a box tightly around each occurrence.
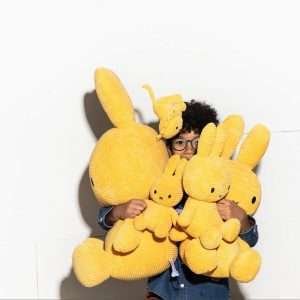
[171,137,199,151]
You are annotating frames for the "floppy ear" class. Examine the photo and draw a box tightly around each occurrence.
[95,68,136,128]
[210,125,226,157]
[173,158,187,178]
[220,115,245,159]
[236,124,271,169]
[142,84,156,105]
[197,123,217,157]
[164,155,181,176]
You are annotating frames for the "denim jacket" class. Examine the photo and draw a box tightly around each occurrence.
[97,203,258,300]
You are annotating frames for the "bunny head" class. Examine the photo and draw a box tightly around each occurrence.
[150,155,187,207]
[89,68,169,206]
[224,123,271,215]
[183,123,231,203]
[158,115,184,139]
[143,84,186,139]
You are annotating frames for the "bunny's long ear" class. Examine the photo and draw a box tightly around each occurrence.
[236,124,271,170]
[173,158,187,178]
[142,84,156,106]
[210,125,226,157]
[164,155,181,176]
[220,115,245,159]
[197,123,217,157]
[95,68,136,128]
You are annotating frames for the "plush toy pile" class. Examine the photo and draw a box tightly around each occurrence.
[72,68,270,287]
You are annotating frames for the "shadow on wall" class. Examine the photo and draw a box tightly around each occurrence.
[60,91,150,299]
[230,279,246,300]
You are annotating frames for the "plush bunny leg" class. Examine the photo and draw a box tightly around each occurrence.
[169,226,188,242]
[200,226,222,250]
[230,239,261,282]
[154,216,173,239]
[73,238,111,287]
[184,238,218,274]
[222,218,241,242]
[112,219,142,253]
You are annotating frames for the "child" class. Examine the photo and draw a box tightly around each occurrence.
[97,100,258,300]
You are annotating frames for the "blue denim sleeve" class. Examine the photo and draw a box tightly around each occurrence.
[239,216,259,247]
[97,206,113,231]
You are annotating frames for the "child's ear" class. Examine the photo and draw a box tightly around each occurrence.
[197,123,217,157]
[236,124,270,169]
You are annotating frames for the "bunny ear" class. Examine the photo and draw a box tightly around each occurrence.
[142,84,156,106]
[174,158,187,178]
[210,125,226,157]
[236,124,271,169]
[95,68,136,128]
[164,155,181,176]
[220,115,245,159]
[197,123,217,157]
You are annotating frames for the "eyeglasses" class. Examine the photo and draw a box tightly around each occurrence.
[171,137,199,151]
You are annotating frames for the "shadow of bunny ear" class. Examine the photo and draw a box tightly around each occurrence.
[78,166,105,237]
[134,108,159,132]
[84,91,112,140]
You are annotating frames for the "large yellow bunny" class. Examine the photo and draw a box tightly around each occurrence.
[143,84,186,139]
[89,68,168,205]
[73,68,179,287]
[179,116,270,282]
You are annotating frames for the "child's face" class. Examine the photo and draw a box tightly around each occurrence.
[170,130,200,160]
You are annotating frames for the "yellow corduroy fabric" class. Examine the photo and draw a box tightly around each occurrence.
[177,115,270,282]
[73,68,182,287]
[143,84,186,139]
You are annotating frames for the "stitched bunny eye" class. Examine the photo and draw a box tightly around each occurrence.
[168,194,172,199]
[176,126,178,130]
[154,190,157,194]
[211,187,215,193]
[251,196,256,204]
[90,178,94,187]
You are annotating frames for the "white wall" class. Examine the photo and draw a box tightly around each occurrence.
[0,0,299,299]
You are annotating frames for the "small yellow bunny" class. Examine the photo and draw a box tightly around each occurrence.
[134,155,187,239]
[143,84,186,139]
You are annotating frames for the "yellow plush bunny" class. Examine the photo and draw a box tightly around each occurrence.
[73,227,177,287]
[134,155,187,239]
[143,84,186,139]
[179,116,270,282]
[175,123,241,249]
[73,68,178,287]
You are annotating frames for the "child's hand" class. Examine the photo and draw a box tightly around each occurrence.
[110,199,147,222]
[217,199,250,233]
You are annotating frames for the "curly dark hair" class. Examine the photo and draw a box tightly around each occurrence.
[180,100,219,133]
[165,99,219,145]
